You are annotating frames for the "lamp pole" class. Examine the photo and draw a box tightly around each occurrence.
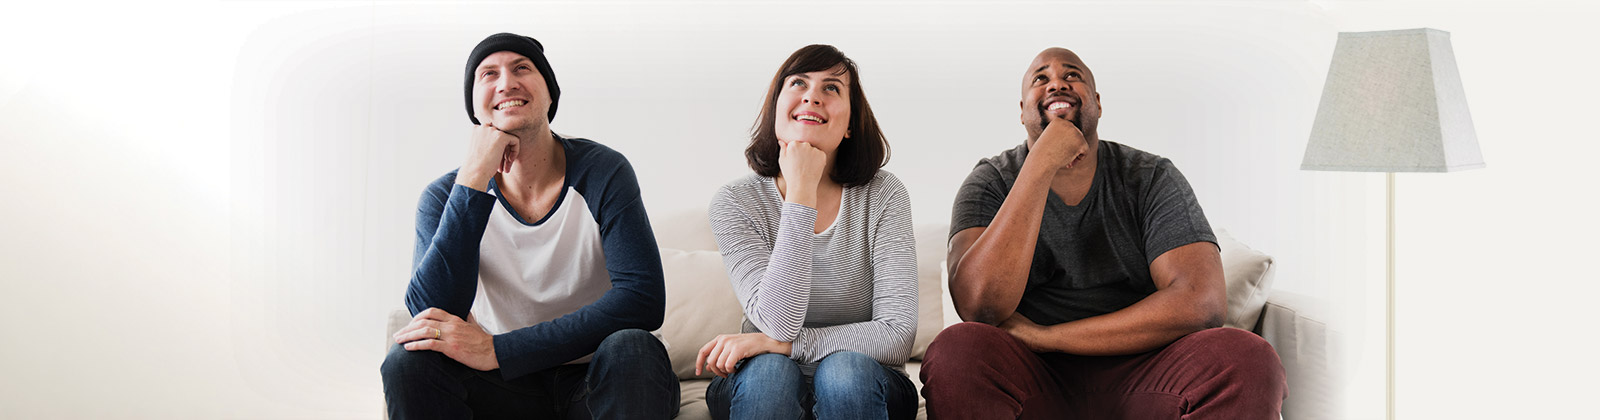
[1386,172,1395,420]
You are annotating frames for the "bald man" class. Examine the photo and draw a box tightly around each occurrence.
[920,48,1286,419]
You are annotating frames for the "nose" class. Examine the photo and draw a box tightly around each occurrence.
[496,75,520,94]
[802,86,823,106]
[1047,79,1074,94]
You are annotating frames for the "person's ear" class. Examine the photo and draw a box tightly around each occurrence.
[1018,100,1026,125]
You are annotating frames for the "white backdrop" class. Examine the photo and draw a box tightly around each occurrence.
[2,1,1596,418]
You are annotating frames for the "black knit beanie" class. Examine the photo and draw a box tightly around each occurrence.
[464,33,560,125]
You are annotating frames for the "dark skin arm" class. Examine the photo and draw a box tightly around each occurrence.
[945,119,1225,355]
[999,242,1225,355]
[946,118,1087,325]
[944,183,1055,325]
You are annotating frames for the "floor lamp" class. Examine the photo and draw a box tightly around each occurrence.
[1299,28,1485,419]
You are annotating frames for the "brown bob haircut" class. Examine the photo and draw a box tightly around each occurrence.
[745,44,889,187]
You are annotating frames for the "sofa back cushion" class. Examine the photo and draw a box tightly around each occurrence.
[909,223,949,360]
[652,206,719,252]
[1215,228,1276,330]
[656,248,744,380]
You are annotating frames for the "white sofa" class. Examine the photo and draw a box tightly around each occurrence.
[386,207,1334,420]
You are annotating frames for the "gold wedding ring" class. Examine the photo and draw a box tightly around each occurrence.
[433,327,441,339]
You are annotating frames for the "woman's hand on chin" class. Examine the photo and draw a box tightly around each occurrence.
[777,140,827,208]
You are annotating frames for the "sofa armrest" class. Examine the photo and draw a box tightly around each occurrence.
[1254,290,1339,420]
[385,309,410,351]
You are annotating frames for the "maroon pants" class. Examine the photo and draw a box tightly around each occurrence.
[920,323,1286,420]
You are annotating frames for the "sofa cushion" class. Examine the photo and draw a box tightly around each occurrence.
[1215,228,1276,330]
[652,207,719,252]
[677,379,715,420]
[657,248,746,380]
[909,223,949,360]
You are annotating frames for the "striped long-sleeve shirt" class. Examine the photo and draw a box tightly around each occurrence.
[708,171,918,375]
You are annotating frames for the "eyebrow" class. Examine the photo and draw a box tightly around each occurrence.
[792,74,848,83]
[477,57,532,73]
[1033,63,1083,74]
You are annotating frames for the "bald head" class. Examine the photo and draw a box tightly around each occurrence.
[1019,47,1103,144]
[1024,48,1096,92]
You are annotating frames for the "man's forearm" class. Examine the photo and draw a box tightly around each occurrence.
[950,160,1057,324]
[1017,287,1223,356]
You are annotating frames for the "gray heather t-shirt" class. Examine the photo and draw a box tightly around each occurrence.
[950,140,1216,326]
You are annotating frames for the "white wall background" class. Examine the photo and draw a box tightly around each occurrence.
[2,0,1595,418]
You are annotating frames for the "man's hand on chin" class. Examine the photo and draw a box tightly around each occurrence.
[1000,312,1051,353]
[1031,116,1089,171]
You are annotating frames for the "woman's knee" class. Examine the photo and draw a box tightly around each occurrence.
[734,353,803,385]
[813,351,886,400]
[713,354,806,418]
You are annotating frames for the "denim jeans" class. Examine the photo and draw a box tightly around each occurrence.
[706,351,916,420]
[381,328,680,419]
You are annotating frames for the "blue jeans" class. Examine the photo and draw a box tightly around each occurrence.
[381,328,679,419]
[706,351,917,420]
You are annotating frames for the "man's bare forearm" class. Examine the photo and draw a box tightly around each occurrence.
[1010,244,1227,355]
[949,160,1058,325]
[1024,289,1220,355]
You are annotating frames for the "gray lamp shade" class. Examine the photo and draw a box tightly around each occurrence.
[1301,28,1485,172]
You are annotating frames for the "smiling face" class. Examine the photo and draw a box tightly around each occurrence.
[1021,48,1102,146]
[471,51,550,133]
[773,64,852,153]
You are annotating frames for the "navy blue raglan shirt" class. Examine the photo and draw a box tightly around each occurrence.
[405,134,665,380]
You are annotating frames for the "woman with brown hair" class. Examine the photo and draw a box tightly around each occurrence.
[693,44,919,420]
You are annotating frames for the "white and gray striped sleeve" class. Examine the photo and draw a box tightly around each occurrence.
[709,184,814,342]
[789,175,919,366]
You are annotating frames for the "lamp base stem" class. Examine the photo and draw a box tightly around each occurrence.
[1386,172,1396,420]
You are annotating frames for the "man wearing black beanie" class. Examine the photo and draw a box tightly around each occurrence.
[382,32,679,419]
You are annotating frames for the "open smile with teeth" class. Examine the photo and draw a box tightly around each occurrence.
[795,114,826,123]
[495,100,526,110]
[1046,101,1074,111]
